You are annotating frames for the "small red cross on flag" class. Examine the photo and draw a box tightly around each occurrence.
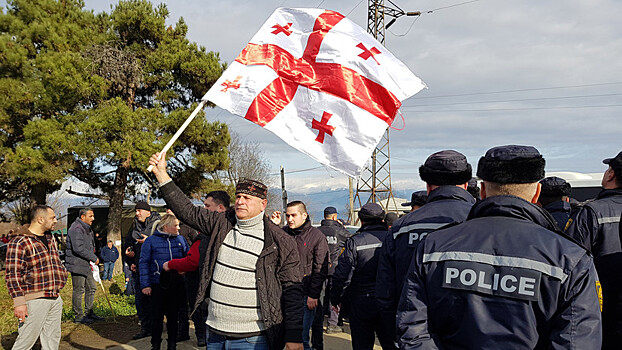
[356,43,382,65]
[203,8,425,176]
[221,76,242,92]
[312,112,336,144]
[271,22,293,36]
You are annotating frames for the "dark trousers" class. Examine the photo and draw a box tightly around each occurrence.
[312,299,324,350]
[150,282,185,347]
[349,294,397,350]
[185,274,206,342]
[133,270,151,333]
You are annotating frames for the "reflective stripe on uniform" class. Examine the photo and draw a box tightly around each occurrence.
[393,223,447,239]
[356,243,382,251]
[597,216,621,224]
[423,251,568,283]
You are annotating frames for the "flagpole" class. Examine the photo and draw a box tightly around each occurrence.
[146,100,207,171]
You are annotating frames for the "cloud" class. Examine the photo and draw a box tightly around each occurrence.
[79,0,622,193]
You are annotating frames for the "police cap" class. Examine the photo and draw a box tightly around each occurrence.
[324,206,338,216]
[359,203,385,221]
[419,150,472,186]
[401,190,428,207]
[476,145,545,184]
[603,151,622,170]
[540,176,571,197]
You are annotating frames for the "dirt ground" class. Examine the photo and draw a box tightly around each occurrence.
[1,317,382,350]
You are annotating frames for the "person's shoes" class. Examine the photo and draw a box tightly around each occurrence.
[151,343,161,350]
[176,334,190,342]
[133,330,151,340]
[73,317,94,325]
[326,325,343,334]
[166,342,177,350]
[86,313,104,321]
[197,338,206,347]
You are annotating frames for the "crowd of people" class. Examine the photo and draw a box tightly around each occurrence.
[4,146,622,350]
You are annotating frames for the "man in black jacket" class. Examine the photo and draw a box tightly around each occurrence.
[565,150,622,350]
[537,176,572,230]
[317,206,351,334]
[376,150,475,338]
[276,201,329,350]
[331,203,397,350]
[126,201,161,340]
[149,151,304,350]
[66,208,101,324]
[397,145,602,349]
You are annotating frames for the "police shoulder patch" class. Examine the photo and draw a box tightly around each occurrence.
[442,260,541,302]
[596,281,603,312]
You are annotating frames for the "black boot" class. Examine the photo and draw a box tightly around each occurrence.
[166,341,177,350]
[151,342,161,350]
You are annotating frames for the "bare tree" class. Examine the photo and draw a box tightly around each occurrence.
[225,132,272,185]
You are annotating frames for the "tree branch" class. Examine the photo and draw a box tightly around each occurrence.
[66,187,110,200]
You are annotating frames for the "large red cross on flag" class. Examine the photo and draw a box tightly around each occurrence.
[203,7,426,177]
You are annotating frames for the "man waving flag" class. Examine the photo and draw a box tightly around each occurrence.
[203,7,426,177]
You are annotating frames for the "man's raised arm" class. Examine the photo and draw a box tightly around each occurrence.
[149,151,222,235]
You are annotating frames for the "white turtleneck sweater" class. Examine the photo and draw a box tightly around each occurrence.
[207,212,265,334]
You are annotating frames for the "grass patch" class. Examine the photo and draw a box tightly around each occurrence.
[0,271,137,335]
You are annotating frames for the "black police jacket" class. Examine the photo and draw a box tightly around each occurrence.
[317,219,351,275]
[543,200,571,231]
[397,195,602,350]
[564,188,622,346]
[331,222,388,306]
[376,186,475,316]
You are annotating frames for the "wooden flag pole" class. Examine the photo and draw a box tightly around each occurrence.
[146,100,207,171]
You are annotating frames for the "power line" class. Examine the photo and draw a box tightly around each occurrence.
[401,92,622,108]
[407,103,622,112]
[410,81,622,100]
[425,0,481,13]
[347,0,365,16]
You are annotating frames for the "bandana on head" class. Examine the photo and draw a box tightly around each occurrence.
[236,179,268,200]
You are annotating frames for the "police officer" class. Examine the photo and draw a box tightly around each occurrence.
[317,206,351,334]
[331,203,396,350]
[466,177,481,200]
[537,176,572,230]
[397,145,602,349]
[401,191,428,212]
[565,151,622,350]
[376,150,475,333]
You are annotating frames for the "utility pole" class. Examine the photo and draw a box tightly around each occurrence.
[353,1,420,223]
[280,166,288,214]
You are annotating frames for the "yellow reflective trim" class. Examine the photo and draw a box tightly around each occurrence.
[596,281,603,312]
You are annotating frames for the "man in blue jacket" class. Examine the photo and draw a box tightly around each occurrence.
[376,150,475,337]
[397,145,602,349]
[66,208,102,324]
[139,213,189,350]
[100,240,119,281]
[565,150,622,350]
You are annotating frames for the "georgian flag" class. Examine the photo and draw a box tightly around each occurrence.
[203,7,426,177]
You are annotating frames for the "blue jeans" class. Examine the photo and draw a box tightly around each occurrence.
[206,331,268,350]
[103,262,114,280]
[302,297,315,350]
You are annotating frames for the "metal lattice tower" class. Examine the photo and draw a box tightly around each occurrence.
[352,0,398,220]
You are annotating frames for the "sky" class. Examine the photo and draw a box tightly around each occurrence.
[10,0,622,195]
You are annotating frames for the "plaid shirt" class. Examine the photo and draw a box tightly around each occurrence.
[5,225,68,307]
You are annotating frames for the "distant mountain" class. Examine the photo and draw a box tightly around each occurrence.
[272,188,417,224]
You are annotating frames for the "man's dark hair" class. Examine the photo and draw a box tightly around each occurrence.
[79,208,93,218]
[206,191,231,208]
[30,205,52,223]
[287,200,308,214]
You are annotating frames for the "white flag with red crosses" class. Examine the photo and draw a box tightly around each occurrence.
[203,7,426,177]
